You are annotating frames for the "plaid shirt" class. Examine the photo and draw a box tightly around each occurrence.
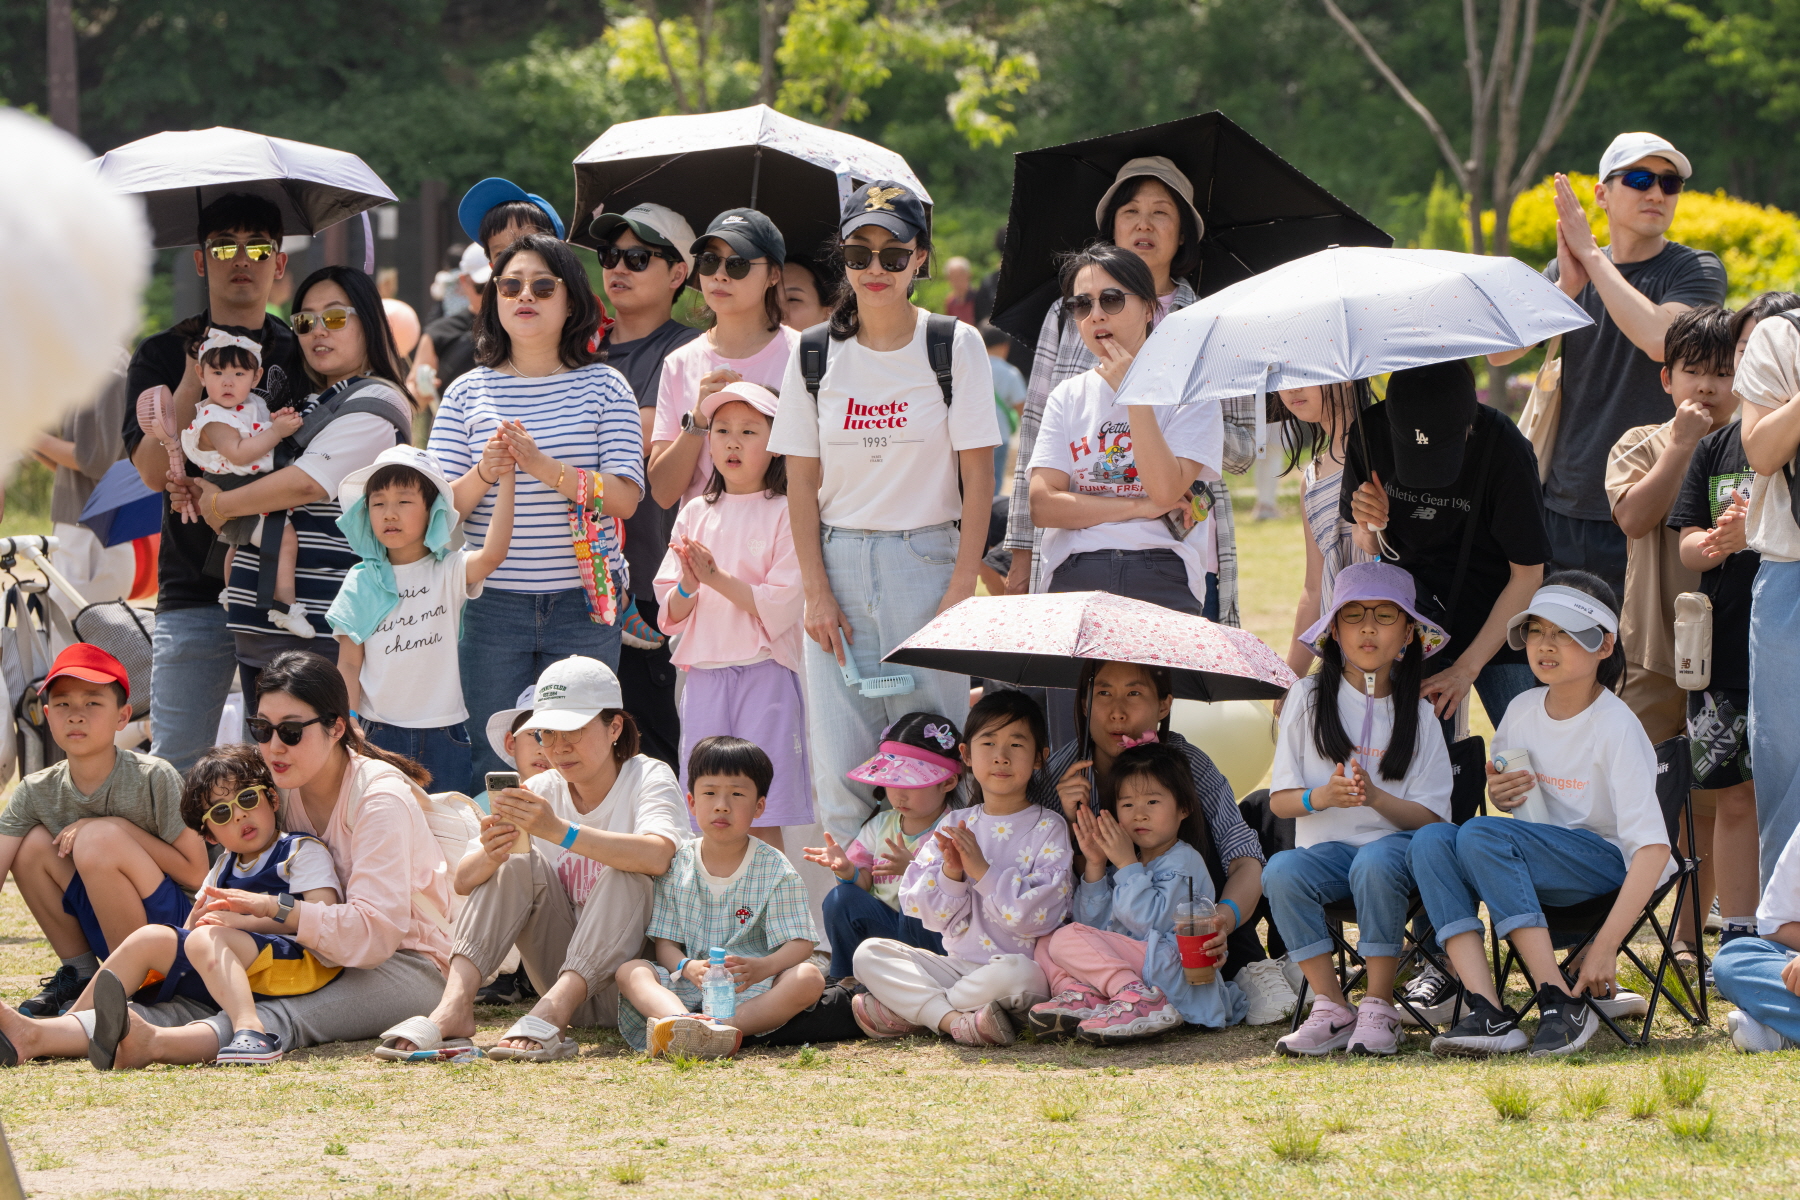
[1028,731,1265,866]
[1005,285,1256,627]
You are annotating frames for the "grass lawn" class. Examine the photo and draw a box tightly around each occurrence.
[2,477,1795,1198]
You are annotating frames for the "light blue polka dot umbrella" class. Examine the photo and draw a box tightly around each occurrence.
[1116,246,1595,457]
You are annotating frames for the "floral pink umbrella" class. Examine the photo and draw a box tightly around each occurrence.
[885,591,1296,702]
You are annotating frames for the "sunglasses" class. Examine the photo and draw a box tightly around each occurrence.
[495,276,562,301]
[599,244,675,272]
[1608,169,1685,195]
[204,785,270,828]
[246,714,330,746]
[840,245,915,273]
[1337,604,1403,626]
[290,307,358,335]
[1065,289,1133,320]
[694,252,766,281]
[206,240,279,262]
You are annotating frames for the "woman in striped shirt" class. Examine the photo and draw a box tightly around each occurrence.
[429,234,646,788]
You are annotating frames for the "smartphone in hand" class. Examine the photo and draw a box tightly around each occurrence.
[484,772,529,853]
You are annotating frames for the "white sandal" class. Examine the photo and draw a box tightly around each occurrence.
[486,1013,578,1062]
[372,1015,474,1061]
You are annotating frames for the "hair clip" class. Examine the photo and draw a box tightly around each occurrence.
[922,722,957,750]
[1116,731,1158,750]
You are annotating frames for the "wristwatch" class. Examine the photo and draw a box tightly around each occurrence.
[680,411,707,435]
[274,892,296,924]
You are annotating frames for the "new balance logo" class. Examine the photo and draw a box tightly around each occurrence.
[1411,505,1437,520]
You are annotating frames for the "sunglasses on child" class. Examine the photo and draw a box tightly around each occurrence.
[290,307,358,335]
[1064,288,1132,320]
[840,245,915,273]
[204,785,270,828]
[246,715,330,746]
[495,276,563,300]
[1607,169,1685,195]
[694,252,767,281]
[598,244,676,272]
[206,239,279,262]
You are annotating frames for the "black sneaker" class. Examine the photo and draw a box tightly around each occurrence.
[1529,983,1596,1056]
[18,965,86,1018]
[475,968,526,1006]
[1429,991,1528,1057]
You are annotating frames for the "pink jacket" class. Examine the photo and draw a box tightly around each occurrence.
[282,753,454,974]
[653,490,804,675]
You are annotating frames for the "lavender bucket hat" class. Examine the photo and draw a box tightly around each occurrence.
[1299,561,1451,659]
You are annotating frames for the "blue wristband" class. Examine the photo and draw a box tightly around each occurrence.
[1301,788,1315,813]
[675,581,696,599]
[560,823,580,850]
[1218,897,1241,928]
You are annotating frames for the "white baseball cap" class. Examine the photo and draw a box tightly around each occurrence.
[589,202,699,273]
[1506,586,1620,654]
[459,241,492,286]
[485,685,538,767]
[1598,132,1692,181]
[698,380,780,425]
[517,656,624,735]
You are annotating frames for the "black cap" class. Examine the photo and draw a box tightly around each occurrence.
[693,208,786,266]
[1384,360,1480,490]
[841,180,927,242]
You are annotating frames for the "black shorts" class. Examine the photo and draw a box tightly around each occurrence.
[1687,687,1751,789]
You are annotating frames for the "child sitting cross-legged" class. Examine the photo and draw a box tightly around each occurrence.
[1412,572,1672,1058]
[1714,804,1800,1052]
[1266,562,1455,1057]
[66,746,342,1067]
[615,737,825,1059]
[852,689,1071,1046]
[803,711,963,983]
[1029,741,1249,1044]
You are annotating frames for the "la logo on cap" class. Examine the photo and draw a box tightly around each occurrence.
[1415,429,1430,445]
[864,186,906,212]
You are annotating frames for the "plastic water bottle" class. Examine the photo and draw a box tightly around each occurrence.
[701,947,736,1020]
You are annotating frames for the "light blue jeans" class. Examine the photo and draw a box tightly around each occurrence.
[1263,832,1418,963]
[805,522,972,845]
[1410,817,1626,941]
[148,604,239,774]
[1750,558,1800,888]
[460,585,622,792]
[1712,936,1800,1044]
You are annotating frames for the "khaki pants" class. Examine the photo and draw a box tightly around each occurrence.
[452,848,653,1029]
[1623,661,1687,746]
[852,939,1048,1031]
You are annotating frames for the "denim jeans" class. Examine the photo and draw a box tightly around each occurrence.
[1263,832,1418,963]
[148,604,239,774]
[805,522,971,845]
[1410,817,1626,941]
[461,585,623,792]
[1750,558,1800,888]
[1712,936,1800,1043]
[821,879,944,979]
[361,719,473,795]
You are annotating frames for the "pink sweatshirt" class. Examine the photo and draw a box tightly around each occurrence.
[653,489,804,675]
[282,753,454,974]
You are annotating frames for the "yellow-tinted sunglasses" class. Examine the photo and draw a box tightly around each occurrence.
[290,307,358,335]
[206,240,279,263]
[205,784,270,827]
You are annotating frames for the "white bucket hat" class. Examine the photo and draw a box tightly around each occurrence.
[484,685,538,768]
[336,445,464,551]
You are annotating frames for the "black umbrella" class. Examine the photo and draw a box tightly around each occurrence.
[991,111,1391,352]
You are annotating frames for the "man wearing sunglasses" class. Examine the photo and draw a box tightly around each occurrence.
[1489,132,1727,604]
[123,194,308,774]
[590,203,700,772]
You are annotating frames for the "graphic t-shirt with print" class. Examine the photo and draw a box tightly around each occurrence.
[354,549,481,728]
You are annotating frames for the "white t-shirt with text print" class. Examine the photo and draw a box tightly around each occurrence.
[355,549,482,728]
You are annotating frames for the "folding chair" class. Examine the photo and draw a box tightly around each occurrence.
[1490,735,1709,1046]
[1287,735,1488,1034]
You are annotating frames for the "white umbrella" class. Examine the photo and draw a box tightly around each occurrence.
[91,127,396,253]
[571,104,931,259]
[1117,246,1593,455]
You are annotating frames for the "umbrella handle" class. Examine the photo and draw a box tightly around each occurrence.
[361,210,375,275]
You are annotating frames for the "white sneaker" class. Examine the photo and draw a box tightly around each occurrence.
[1727,1008,1795,1053]
[1590,990,1649,1020]
[1238,957,1298,1026]
[269,602,316,639]
[1276,953,1305,999]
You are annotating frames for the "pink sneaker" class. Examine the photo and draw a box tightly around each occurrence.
[1275,997,1357,1057]
[852,992,924,1039]
[1347,997,1402,1056]
[1027,985,1107,1040]
[1075,979,1182,1044]
[946,1001,1015,1046]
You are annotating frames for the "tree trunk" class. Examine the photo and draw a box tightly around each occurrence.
[46,0,79,137]
[695,0,715,111]
[648,9,695,113]
[759,0,780,105]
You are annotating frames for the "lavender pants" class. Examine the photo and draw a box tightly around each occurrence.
[678,658,814,827]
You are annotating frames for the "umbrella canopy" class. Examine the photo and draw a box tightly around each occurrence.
[571,104,931,261]
[885,592,1296,703]
[91,127,396,249]
[1117,246,1594,410]
[79,459,162,547]
[992,112,1390,352]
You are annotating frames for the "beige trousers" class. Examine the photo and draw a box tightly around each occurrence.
[851,939,1049,1031]
[452,848,654,1029]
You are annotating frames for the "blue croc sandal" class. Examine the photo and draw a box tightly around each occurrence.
[216,1028,283,1065]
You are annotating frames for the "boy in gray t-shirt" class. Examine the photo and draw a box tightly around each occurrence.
[0,644,206,1017]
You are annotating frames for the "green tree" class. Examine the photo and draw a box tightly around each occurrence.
[1644,0,1800,121]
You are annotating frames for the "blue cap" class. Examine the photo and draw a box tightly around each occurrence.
[708,947,727,964]
[457,177,566,245]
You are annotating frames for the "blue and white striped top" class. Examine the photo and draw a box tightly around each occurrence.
[429,363,646,594]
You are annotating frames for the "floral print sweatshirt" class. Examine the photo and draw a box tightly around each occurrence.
[899,803,1073,961]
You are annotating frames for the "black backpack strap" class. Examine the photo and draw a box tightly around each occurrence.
[925,313,957,406]
[799,326,830,401]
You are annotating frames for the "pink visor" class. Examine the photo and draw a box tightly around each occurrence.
[846,741,962,790]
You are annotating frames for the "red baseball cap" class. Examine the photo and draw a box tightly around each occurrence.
[39,643,130,695]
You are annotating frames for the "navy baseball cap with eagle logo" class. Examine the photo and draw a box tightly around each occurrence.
[1384,360,1481,490]
[840,180,927,242]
